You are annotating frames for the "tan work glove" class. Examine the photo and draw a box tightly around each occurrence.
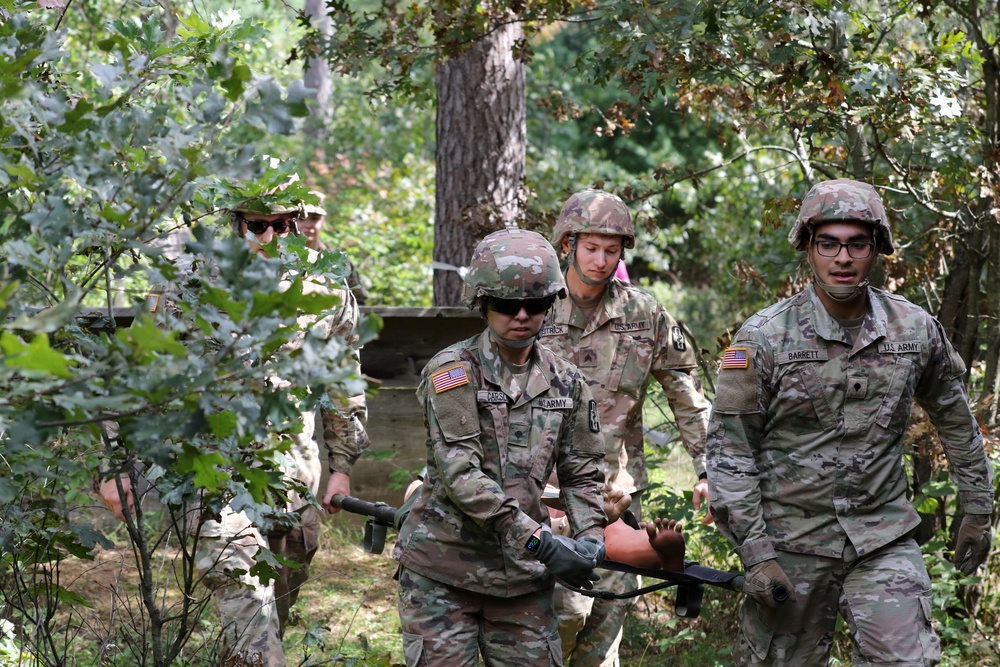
[743,559,796,609]
[954,514,992,575]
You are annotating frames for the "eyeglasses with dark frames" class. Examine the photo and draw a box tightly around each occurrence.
[486,296,555,317]
[243,216,299,236]
[813,239,874,259]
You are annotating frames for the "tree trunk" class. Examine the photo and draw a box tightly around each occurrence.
[937,241,970,345]
[432,19,526,306]
[974,23,1000,420]
[982,225,1000,421]
[304,0,333,134]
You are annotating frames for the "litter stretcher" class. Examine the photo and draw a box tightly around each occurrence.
[328,494,788,619]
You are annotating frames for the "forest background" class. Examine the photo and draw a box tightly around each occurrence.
[2,0,1000,665]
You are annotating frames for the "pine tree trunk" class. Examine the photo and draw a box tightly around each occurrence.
[433,19,526,306]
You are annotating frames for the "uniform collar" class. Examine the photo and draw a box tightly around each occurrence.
[805,283,887,352]
[479,332,552,405]
[555,276,626,332]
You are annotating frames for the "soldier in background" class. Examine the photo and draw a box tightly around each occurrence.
[708,179,994,666]
[541,189,711,666]
[393,229,607,667]
[99,195,370,665]
[298,190,369,305]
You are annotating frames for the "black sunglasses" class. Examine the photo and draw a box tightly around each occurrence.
[244,217,299,236]
[487,296,554,316]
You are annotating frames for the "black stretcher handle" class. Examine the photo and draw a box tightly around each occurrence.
[600,560,788,603]
[329,494,398,526]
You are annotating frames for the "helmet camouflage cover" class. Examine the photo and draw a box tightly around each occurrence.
[231,181,304,218]
[552,188,635,250]
[462,229,567,308]
[789,178,894,255]
[302,190,327,217]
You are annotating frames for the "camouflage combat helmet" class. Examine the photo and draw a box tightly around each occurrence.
[552,188,635,250]
[230,178,305,219]
[302,190,326,217]
[789,179,894,255]
[231,198,303,218]
[462,229,567,308]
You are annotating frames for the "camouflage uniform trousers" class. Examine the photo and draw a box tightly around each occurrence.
[398,566,564,667]
[196,508,284,667]
[267,505,320,638]
[735,537,941,666]
[554,492,643,667]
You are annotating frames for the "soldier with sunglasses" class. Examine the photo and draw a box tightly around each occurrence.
[195,196,370,663]
[393,228,608,667]
[707,179,994,666]
[98,191,370,664]
[539,189,711,667]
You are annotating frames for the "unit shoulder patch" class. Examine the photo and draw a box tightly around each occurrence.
[588,400,601,433]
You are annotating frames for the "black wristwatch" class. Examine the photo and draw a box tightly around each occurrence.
[526,533,541,553]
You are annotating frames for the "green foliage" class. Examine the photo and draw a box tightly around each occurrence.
[321,153,436,306]
[0,3,369,665]
[0,617,39,667]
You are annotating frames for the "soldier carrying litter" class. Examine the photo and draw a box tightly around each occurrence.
[393,228,607,667]
[707,178,994,666]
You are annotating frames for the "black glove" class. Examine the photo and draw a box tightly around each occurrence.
[954,513,992,575]
[532,525,602,590]
[743,559,795,609]
[576,535,606,567]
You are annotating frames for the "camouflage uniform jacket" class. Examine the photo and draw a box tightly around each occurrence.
[539,278,710,494]
[271,264,369,514]
[393,332,607,597]
[708,284,994,566]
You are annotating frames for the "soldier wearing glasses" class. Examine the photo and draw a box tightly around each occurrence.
[394,229,608,667]
[707,179,994,666]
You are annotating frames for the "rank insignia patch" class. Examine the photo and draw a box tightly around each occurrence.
[432,365,469,393]
[722,347,749,369]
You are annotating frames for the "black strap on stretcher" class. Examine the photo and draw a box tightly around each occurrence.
[563,559,746,618]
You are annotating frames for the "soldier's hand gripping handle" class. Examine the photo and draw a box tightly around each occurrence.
[743,559,795,609]
[953,513,993,575]
[529,525,605,590]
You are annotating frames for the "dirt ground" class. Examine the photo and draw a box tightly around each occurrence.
[46,521,722,667]
[48,523,403,666]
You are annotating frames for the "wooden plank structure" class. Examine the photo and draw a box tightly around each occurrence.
[344,307,483,515]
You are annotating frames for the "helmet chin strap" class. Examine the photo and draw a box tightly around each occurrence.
[568,235,615,287]
[811,253,875,302]
[814,277,869,301]
[487,322,535,350]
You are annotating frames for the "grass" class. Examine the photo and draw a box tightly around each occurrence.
[283,518,402,666]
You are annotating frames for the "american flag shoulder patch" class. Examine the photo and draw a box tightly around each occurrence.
[431,365,469,393]
[722,347,749,369]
